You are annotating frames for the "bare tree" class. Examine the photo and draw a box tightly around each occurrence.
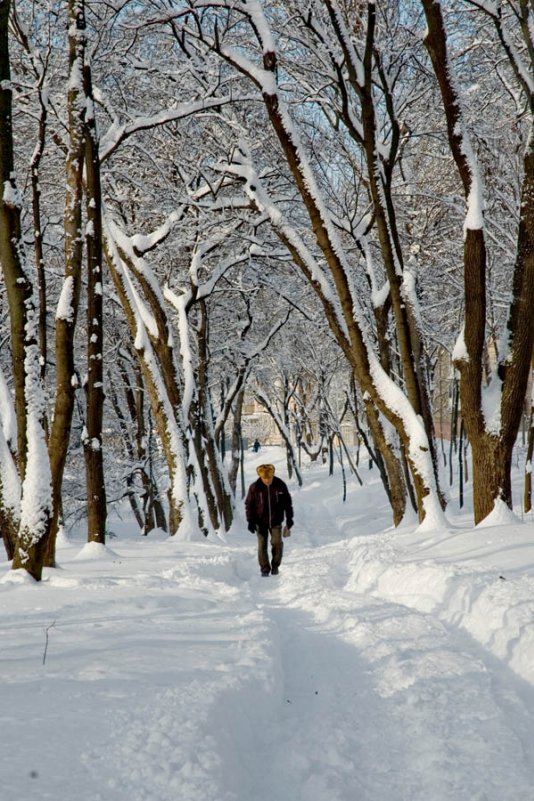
[45,0,87,563]
[422,0,534,522]
[0,0,52,579]
[173,1,446,525]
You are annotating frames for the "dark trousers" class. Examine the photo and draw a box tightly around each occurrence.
[257,526,283,572]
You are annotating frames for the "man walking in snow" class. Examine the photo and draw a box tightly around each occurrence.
[245,463,293,576]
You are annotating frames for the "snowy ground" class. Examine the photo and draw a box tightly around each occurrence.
[3,446,534,800]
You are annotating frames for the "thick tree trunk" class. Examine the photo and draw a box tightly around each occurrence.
[1,0,51,580]
[0,4,22,561]
[357,5,442,502]
[191,398,219,533]
[83,61,107,544]
[135,374,167,534]
[0,0,28,475]
[364,400,407,526]
[109,231,195,534]
[46,0,87,565]
[0,512,17,561]
[320,1,443,512]
[0,405,20,560]
[423,0,534,522]
[471,435,513,522]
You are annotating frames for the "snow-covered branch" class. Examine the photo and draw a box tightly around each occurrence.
[100,96,246,162]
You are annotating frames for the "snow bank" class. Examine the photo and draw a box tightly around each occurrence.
[345,521,534,685]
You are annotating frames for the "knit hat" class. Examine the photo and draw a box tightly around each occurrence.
[256,464,275,480]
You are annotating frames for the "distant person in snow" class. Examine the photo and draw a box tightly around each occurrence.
[245,464,293,576]
[253,438,261,452]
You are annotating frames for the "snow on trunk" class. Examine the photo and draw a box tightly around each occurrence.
[103,216,199,540]
[15,309,52,569]
[0,364,17,452]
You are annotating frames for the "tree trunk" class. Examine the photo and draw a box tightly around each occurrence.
[471,435,513,522]
[103,231,191,535]
[31,96,48,380]
[83,60,107,544]
[524,405,534,514]
[116,355,167,534]
[364,400,407,526]
[0,402,20,560]
[237,58,442,521]
[346,378,406,521]
[340,2,442,506]
[196,299,233,530]
[1,0,51,580]
[107,371,145,530]
[228,388,245,495]
[0,0,29,475]
[423,0,534,522]
[46,0,87,564]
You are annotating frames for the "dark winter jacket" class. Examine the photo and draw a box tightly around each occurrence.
[245,476,294,533]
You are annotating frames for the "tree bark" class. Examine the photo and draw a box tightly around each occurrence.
[83,60,107,544]
[46,0,87,564]
[227,388,245,496]
[103,231,189,535]
[196,299,233,530]
[525,403,534,514]
[107,370,145,530]
[224,36,444,522]
[364,400,407,526]
[31,96,48,380]
[423,0,534,522]
[329,1,442,503]
[1,0,51,580]
[0,0,29,475]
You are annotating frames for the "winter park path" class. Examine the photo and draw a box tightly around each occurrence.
[3,477,534,800]
[250,542,534,801]
[96,534,534,801]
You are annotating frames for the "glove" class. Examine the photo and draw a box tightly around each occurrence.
[283,525,291,538]
[247,522,256,533]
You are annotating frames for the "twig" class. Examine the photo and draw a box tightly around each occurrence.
[42,621,56,666]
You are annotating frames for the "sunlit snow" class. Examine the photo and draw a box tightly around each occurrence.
[2,446,534,800]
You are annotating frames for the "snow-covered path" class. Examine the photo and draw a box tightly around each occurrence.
[3,451,534,800]
[250,541,534,801]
